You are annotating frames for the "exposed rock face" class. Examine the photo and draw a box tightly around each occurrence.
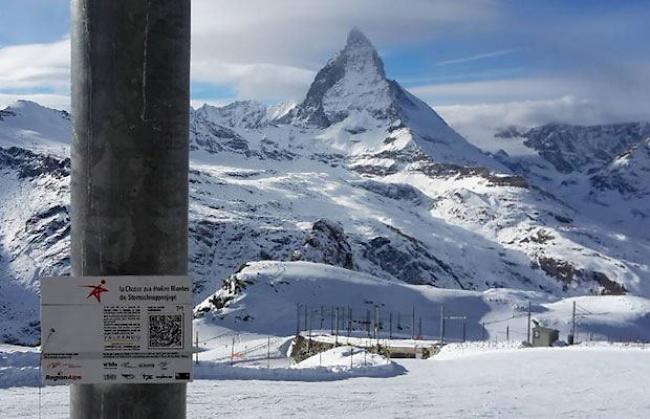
[498,122,649,174]
[292,29,395,127]
[292,219,354,270]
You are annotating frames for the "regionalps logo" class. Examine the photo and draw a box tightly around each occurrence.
[45,373,82,382]
[82,279,109,302]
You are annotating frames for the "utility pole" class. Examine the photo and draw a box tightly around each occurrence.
[296,304,301,336]
[569,301,577,345]
[320,305,324,330]
[195,331,199,365]
[374,306,379,340]
[439,304,446,344]
[308,308,313,346]
[347,307,352,339]
[527,301,532,345]
[411,306,415,340]
[231,336,236,366]
[366,309,371,337]
[335,308,339,346]
[70,1,190,418]
[304,304,308,332]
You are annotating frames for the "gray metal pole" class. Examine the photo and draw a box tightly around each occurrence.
[70,1,190,418]
[304,304,308,331]
[411,306,415,340]
[439,304,445,344]
[570,301,577,345]
[296,303,301,335]
[527,301,532,344]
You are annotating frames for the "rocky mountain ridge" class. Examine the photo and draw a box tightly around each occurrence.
[0,30,648,344]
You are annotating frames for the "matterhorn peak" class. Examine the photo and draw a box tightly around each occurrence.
[292,28,391,126]
[345,28,374,49]
[340,28,386,78]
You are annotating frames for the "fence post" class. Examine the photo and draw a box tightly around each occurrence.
[195,331,199,365]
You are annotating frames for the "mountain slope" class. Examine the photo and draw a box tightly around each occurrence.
[0,30,649,345]
[494,123,650,240]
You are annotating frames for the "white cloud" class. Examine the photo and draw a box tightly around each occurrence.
[191,0,499,67]
[0,39,69,91]
[410,78,578,104]
[191,61,314,102]
[190,0,501,100]
[410,74,650,147]
[436,48,517,66]
[436,96,650,151]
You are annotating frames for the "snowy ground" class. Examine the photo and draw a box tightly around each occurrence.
[2,343,649,418]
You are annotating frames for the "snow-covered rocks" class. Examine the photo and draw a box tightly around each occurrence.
[292,346,392,373]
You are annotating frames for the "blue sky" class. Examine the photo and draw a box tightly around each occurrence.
[0,0,649,133]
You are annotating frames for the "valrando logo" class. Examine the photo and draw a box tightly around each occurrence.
[82,279,109,303]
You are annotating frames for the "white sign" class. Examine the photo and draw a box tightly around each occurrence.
[41,276,193,385]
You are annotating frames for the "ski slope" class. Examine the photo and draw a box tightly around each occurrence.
[1,344,649,418]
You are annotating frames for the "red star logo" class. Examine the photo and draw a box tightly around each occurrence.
[82,279,109,303]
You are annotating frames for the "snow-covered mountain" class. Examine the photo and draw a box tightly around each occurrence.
[1,30,649,345]
[493,122,650,239]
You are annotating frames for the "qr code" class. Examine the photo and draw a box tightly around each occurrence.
[148,314,183,349]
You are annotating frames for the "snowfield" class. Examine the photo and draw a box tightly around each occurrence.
[195,261,650,342]
[1,343,649,418]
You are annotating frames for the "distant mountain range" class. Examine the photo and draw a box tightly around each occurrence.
[1,29,648,344]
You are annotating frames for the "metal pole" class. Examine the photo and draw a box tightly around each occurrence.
[347,307,352,338]
[195,331,199,365]
[320,305,324,330]
[411,306,415,340]
[439,305,445,344]
[308,309,312,352]
[570,301,577,345]
[506,325,510,341]
[389,312,393,340]
[70,1,190,418]
[462,319,466,342]
[231,336,235,366]
[304,304,308,332]
[296,303,301,336]
[374,306,378,340]
[335,308,339,345]
[527,301,532,345]
[366,309,371,337]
